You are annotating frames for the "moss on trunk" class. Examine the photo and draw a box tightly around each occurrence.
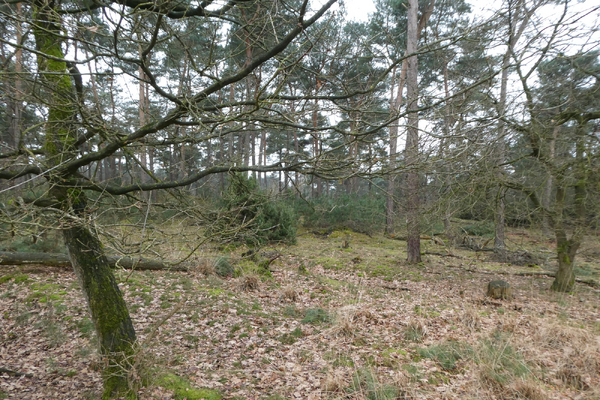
[64,223,137,398]
[551,239,578,292]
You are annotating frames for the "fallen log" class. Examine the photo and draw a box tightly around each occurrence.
[445,264,599,289]
[514,271,599,288]
[422,251,463,258]
[0,251,189,271]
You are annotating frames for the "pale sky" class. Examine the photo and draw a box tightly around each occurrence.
[343,0,377,22]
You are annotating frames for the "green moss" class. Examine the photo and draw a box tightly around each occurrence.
[38,293,63,303]
[314,257,342,270]
[158,373,222,400]
[328,229,352,239]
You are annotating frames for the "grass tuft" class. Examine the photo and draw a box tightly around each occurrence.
[403,319,427,342]
[418,340,472,371]
[237,274,261,291]
[349,368,401,400]
[281,286,298,301]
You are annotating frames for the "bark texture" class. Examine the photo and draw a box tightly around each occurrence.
[64,224,137,398]
[405,0,421,263]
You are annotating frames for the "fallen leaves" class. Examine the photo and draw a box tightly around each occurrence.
[1,233,599,399]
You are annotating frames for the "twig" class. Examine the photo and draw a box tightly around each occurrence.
[0,367,33,378]
[422,251,462,258]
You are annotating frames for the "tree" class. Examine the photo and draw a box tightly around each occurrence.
[508,50,600,292]
[493,0,547,253]
[500,0,600,291]
[405,0,421,262]
[372,0,435,236]
[0,0,338,397]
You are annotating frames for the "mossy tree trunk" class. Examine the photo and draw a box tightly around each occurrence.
[32,0,137,397]
[550,125,586,293]
[551,236,578,292]
[63,217,137,399]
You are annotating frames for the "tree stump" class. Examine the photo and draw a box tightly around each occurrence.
[487,280,513,300]
[341,234,351,249]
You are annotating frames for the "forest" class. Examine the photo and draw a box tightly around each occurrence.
[0,0,599,398]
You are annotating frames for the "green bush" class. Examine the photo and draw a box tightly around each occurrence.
[0,232,65,253]
[208,173,297,246]
[460,221,494,237]
[214,257,234,278]
[291,192,385,234]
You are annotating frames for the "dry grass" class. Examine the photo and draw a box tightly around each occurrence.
[329,305,377,338]
[528,319,600,390]
[511,379,546,400]
[195,259,216,276]
[534,320,592,348]
[321,368,348,393]
[403,319,428,342]
[237,274,260,291]
[281,286,298,301]
[458,305,481,332]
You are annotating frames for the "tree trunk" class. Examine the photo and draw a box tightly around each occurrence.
[64,223,137,398]
[541,126,557,237]
[551,123,587,292]
[494,49,509,252]
[551,237,578,292]
[385,1,435,236]
[385,66,398,235]
[405,0,421,263]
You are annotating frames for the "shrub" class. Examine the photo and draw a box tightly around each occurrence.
[213,257,234,278]
[460,221,494,237]
[208,173,297,246]
[292,192,385,234]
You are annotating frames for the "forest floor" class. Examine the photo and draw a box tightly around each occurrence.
[1,226,600,399]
